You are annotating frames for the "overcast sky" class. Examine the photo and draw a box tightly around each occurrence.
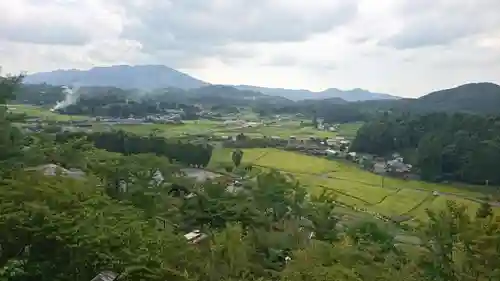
[1,0,499,97]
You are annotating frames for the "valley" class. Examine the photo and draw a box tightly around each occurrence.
[3,68,500,281]
[10,101,499,227]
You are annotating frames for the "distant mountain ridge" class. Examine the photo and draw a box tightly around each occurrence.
[24,65,399,102]
[24,65,207,90]
[234,85,399,102]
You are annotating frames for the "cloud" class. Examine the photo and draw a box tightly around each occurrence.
[381,0,500,49]
[0,0,122,45]
[119,0,358,62]
[0,0,499,98]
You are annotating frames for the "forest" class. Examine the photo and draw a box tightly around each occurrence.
[56,131,213,168]
[351,112,500,184]
[2,75,500,281]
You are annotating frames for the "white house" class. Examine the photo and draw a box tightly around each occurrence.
[25,164,85,179]
[184,230,208,244]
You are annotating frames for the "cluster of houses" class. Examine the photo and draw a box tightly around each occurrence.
[316,121,339,132]
[359,153,413,176]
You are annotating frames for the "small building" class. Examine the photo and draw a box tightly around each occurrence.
[387,159,412,173]
[25,164,85,179]
[325,149,340,157]
[373,162,388,174]
[340,140,350,146]
[91,271,118,281]
[347,152,357,161]
[184,230,208,244]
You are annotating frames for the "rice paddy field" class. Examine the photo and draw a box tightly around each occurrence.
[11,104,363,141]
[100,120,224,137]
[105,119,362,140]
[210,148,500,222]
[7,104,89,121]
[213,121,363,139]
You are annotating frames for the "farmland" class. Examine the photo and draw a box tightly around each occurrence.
[210,148,498,222]
[95,120,224,137]
[7,104,363,140]
[7,104,89,121]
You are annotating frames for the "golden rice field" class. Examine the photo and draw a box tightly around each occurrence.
[210,148,499,221]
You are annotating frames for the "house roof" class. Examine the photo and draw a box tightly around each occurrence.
[91,271,118,281]
[25,164,85,179]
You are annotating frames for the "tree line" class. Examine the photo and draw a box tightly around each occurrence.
[56,131,213,168]
[351,112,500,184]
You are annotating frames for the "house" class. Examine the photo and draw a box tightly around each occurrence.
[325,149,340,157]
[184,230,208,244]
[91,271,118,281]
[347,152,357,161]
[387,158,412,173]
[25,164,85,179]
[340,140,350,146]
[326,139,337,146]
[373,162,388,174]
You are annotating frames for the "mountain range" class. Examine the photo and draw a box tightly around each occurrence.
[24,65,399,102]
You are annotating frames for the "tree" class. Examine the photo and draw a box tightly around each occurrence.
[231,149,244,168]
[312,110,318,128]
[476,200,493,219]
[0,173,199,281]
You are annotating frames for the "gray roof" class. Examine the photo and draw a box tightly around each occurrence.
[25,164,85,179]
[91,271,118,281]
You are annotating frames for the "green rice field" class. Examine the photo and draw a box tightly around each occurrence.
[7,104,89,121]
[210,148,499,221]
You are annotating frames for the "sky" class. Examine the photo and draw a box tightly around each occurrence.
[1,0,499,98]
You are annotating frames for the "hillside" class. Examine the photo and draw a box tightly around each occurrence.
[235,85,399,102]
[24,65,207,90]
[332,82,500,117]
[412,82,500,114]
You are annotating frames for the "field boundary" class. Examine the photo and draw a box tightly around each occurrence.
[399,195,436,218]
[318,185,372,205]
[367,188,403,206]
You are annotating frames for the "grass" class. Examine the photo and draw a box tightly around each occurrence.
[210,147,499,221]
[7,104,89,121]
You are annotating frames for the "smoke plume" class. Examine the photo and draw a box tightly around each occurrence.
[51,85,81,111]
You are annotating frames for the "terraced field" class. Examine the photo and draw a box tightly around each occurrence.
[211,147,499,222]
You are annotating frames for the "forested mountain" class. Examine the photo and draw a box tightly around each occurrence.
[235,85,398,101]
[24,65,207,90]
[150,85,293,106]
[351,112,500,184]
[24,64,398,101]
[14,83,294,118]
[412,82,500,114]
[301,83,500,123]
[350,82,500,115]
